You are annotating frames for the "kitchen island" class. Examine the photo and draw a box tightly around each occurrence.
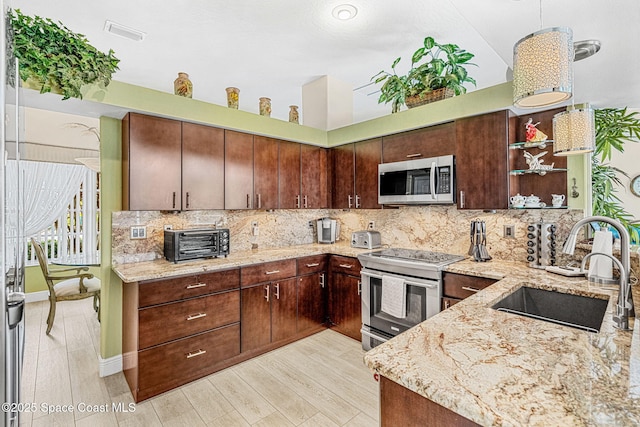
[364,258,640,426]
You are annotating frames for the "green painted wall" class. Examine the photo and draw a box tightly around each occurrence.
[99,116,123,359]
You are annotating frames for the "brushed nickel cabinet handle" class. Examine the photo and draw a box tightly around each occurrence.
[186,313,207,321]
[265,285,270,302]
[305,263,320,267]
[461,286,481,293]
[339,264,353,269]
[257,193,262,209]
[274,283,280,299]
[358,280,362,295]
[265,270,280,275]
[355,194,361,208]
[320,273,325,288]
[186,349,207,359]
[444,300,450,309]
[186,192,190,209]
[406,153,422,158]
[172,192,176,209]
[460,191,465,209]
[303,195,308,208]
[186,283,206,289]
[348,195,353,209]
[246,194,250,209]
[296,195,301,208]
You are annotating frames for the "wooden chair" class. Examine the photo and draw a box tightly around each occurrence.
[30,238,101,335]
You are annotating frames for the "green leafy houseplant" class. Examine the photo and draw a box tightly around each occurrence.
[372,36,476,113]
[592,107,640,243]
[8,9,120,100]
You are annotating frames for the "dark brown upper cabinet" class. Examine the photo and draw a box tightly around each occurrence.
[224,130,254,209]
[331,139,382,209]
[253,136,279,210]
[382,122,456,163]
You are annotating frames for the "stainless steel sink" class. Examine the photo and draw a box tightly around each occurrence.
[491,286,610,333]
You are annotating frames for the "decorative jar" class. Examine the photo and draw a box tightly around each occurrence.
[174,72,193,98]
[226,87,240,109]
[259,97,271,117]
[288,105,299,124]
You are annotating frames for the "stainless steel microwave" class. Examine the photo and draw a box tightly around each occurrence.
[378,155,455,205]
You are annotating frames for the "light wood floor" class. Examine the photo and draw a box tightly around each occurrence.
[20,299,379,426]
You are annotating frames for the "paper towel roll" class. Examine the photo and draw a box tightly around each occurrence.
[588,230,613,279]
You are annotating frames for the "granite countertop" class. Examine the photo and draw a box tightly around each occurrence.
[111,242,371,283]
[365,258,640,426]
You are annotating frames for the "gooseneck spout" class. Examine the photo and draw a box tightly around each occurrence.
[563,216,632,330]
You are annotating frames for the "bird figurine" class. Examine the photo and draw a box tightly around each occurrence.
[525,118,548,144]
[524,150,554,173]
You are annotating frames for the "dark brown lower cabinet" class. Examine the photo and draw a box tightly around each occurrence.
[297,272,326,333]
[441,272,497,309]
[241,278,297,353]
[380,376,480,427]
[329,256,362,341]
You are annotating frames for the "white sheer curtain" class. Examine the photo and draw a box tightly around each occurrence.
[6,160,85,236]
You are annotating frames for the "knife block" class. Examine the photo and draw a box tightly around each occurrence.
[526,222,557,269]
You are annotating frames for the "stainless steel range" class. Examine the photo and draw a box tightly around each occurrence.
[358,248,464,350]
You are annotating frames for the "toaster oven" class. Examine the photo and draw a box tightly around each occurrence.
[164,228,230,263]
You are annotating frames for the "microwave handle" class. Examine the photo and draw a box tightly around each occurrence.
[430,161,437,200]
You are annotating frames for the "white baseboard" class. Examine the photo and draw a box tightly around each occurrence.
[99,354,123,377]
[25,291,49,303]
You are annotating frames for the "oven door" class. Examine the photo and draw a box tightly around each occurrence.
[361,268,440,345]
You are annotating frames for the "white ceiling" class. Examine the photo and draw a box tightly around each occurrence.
[11,0,640,127]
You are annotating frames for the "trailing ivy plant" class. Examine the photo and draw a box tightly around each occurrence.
[9,9,120,100]
[593,108,640,243]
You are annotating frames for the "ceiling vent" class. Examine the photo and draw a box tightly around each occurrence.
[103,20,146,42]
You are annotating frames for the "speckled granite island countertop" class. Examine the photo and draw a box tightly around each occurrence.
[111,243,370,283]
[364,258,640,426]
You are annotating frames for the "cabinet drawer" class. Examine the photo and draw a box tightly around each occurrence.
[138,323,240,394]
[241,259,297,287]
[297,254,328,275]
[139,290,240,349]
[138,268,240,307]
[329,255,362,276]
[441,297,461,311]
[442,272,496,300]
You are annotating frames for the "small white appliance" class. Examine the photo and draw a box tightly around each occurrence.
[317,218,339,244]
[351,231,382,249]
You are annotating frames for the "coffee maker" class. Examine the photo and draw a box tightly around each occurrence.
[317,218,340,244]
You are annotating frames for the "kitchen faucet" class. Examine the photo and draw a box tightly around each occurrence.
[562,216,632,330]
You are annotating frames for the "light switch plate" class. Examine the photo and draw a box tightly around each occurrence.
[130,226,147,239]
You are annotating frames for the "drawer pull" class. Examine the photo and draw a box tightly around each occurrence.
[265,270,280,275]
[265,285,270,302]
[305,263,320,267]
[406,153,422,158]
[274,283,280,299]
[186,283,207,290]
[339,264,353,269]
[461,286,481,293]
[186,349,207,359]
[186,313,207,321]
[320,273,325,288]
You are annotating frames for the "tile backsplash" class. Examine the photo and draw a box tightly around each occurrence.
[112,207,585,265]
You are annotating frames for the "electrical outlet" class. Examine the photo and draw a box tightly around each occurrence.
[368,221,376,230]
[504,225,515,239]
[164,224,173,231]
[130,226,147,239]
[308,221,314,228]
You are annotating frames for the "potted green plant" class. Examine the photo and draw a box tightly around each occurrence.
[592,107,640,243]
[8,9,120,100]
[371,36,476,113]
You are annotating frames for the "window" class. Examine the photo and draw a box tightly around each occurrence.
[27,167,100,265]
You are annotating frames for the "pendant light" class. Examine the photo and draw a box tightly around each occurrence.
[552,103,595,156]
[512,1,574,108]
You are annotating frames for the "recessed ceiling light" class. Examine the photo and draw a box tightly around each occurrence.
[332,4,358,20]
[104,20,146,42]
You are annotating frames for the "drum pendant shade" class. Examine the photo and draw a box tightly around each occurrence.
[513,27,574,108]
[552,103,595,156]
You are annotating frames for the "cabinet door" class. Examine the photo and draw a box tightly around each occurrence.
[298,272,326,333]
[456,110,512,210]
[301,144,328,209]
[329,271,362,341]
[271,278,298,342]
[225,130,254,209]
[241,284,271,352]
[331,143,355,209]
[182,122,225,210]
[124,113,182,210]
[354,138,382,209]
[278,141,301,209]
[382,122,456,163]
[253,136,279,210]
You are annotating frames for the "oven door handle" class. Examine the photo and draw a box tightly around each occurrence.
[360,328,390,343]
[361,270,438,289]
